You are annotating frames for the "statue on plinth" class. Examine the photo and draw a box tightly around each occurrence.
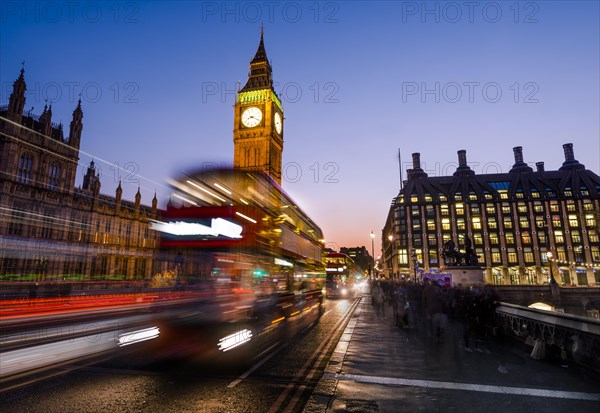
[441,237,479,266]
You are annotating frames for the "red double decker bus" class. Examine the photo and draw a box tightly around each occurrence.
[154,167,325,295]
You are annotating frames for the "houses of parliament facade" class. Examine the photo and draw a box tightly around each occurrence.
[0,66,160,281]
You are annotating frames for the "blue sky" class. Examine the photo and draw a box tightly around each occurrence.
[1,1,599,256]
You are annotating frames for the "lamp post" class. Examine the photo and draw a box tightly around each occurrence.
[411,250,418,283]
[388,235,394,278]
[546,251,557,284]
[370,231,375,279]
[546,251,562,310]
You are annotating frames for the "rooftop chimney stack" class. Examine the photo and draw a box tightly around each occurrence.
[563,143,574,162]
[408,153,428,178]
[453,149,475,176]
[510,146,533,173]
[559,142,585,171]
[513,146,524,164]
[535,162,545,172]
[412,153,421,170]
[458,150,467,167]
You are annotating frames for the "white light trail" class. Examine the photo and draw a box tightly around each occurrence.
[218,329,253,352]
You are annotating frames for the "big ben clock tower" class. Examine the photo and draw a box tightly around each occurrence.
[233,29,284,185]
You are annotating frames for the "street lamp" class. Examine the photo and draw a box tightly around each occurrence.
[546,251,557,284]
[546,251,562,310]
[370,231,375,279]
[411,250,418,283]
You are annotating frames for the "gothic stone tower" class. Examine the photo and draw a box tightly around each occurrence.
[233,30,284,185]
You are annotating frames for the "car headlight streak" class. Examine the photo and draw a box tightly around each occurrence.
[117,326,160,347]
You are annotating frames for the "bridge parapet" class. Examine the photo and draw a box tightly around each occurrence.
[494,286,600,317]
[496,302,600,371]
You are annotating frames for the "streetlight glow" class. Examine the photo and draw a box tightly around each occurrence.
[370,230,375,279]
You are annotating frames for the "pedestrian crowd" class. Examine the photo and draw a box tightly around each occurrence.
[369,278,500,349]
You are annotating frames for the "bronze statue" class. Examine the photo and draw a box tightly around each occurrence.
[441,237,479,266]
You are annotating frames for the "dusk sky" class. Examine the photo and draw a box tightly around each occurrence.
[1,1,599,257]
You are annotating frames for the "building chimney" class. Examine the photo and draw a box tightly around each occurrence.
[409,153,428,178]
[412,153,421,170]
[535,162,545,172]
[453,149,475,176]
[513,146,524,164]
[559,142,585,171]
[457,150,467,167]
[563,143,574,162]
[510,146,533,173]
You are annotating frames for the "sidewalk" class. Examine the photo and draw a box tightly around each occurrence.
[303,295,600,413]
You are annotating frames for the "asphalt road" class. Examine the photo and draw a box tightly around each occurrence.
[0,297,359,413]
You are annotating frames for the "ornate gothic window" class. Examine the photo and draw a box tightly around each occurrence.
[17,153,33,184]
[48,162,61,189]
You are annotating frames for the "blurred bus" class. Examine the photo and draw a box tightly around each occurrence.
[156,167,325,292]
[324,252,358,299]
[150,167,326,359]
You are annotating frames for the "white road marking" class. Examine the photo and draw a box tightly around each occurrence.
[227,342,282,388]
[326,372,600,401]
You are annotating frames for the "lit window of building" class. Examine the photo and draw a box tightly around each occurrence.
[441,218,451,231]
[554,230,564,243]
[552,215,562,227]
[568,214,579,227]
[524,248,534,263]
[585,214,596,227]
[427,220,436,231]
[492,249,501,263]
[490,232,499,245]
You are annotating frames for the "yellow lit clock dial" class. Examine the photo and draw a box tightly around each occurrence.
[241,107,262,128]
[274,112,282,134]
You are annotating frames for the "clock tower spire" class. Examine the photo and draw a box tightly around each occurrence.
[233,29,284,185]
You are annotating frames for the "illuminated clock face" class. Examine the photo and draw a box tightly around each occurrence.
[241,107,262,128]
[274,112,282,134]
